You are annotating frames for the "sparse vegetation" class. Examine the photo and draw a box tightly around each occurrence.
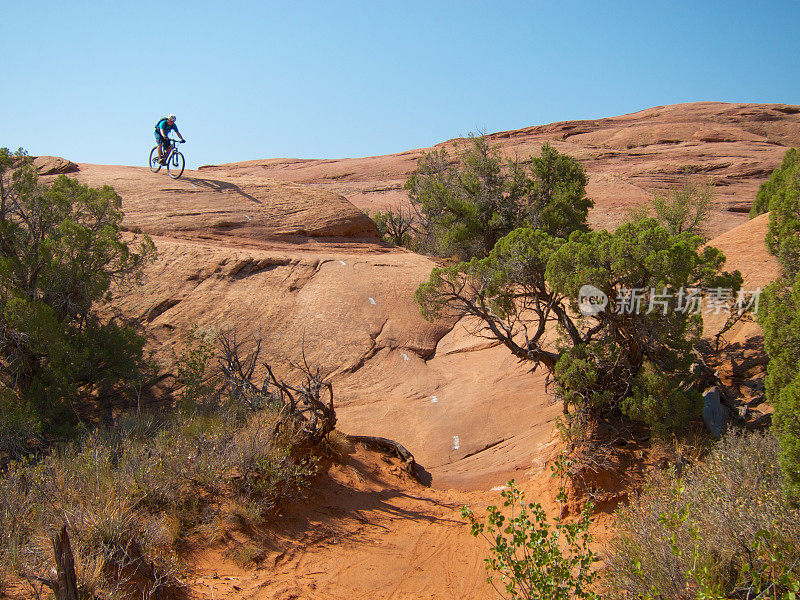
[0,406,316,599]
[405,135,592,260]
[462,458,599,600]
[0,331,336,598]
[606,430,800,600]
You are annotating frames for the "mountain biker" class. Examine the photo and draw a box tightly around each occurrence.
[154,114,185,164]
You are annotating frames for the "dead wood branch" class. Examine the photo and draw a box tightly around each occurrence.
[218,330,336,446]
[346,434,422,483]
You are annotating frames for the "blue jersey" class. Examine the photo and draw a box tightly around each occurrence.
[156,118,180,136]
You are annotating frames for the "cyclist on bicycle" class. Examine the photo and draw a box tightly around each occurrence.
[154,114,185,164]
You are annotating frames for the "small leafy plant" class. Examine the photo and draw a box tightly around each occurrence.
[461,457,600,600]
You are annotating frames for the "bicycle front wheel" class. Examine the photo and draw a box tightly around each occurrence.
[167,151,185,179]
[149,147,162,173]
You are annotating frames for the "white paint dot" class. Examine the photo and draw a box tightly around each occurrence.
[402,353,409,361]
[339,260,347,266]
[369,297,376,305]
[430,396,438,403]
[452,436,460,450]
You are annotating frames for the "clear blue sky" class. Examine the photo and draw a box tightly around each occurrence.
[2,1,798,168]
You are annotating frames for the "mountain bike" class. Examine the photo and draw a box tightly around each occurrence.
[149,138,186,179]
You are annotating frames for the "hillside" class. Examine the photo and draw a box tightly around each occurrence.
[24,101,793,600]
[198,101,800,237]
[42,102,790,494]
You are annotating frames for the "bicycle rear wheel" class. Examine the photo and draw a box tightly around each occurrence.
[167,151,185,179]
[149,147,162,172]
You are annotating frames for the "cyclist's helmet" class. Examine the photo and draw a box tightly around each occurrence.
[168,114,177,121]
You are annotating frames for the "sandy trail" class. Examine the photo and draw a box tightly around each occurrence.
[185,446,541,600]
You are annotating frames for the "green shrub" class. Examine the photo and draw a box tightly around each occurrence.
[620,362,701,438]
[462,460,599,600]
[751,147,799,218]
[0,147,156,444]
[405,136,592,260]
[173,326,218,412]
[368,206,415,247]
[606,430,800,599]
[417,219,742,435]
[630,170,713,237]
[755,146,800,498]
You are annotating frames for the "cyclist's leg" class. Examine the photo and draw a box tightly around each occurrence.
[159,135,171,163]
[155,131,165,160]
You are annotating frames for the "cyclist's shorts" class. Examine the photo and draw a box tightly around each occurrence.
[155,131,170,147]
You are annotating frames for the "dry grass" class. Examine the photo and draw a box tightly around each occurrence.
[605,429,800,599]
[0,408,317,599]
[321,429,356,463]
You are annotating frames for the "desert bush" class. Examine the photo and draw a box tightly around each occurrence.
[369,206,415,248]
[462,458,599,600]
[0,407,317,598]
[630,170,713,237]
[605,430,800,599]
[754,146,800,497]
[417,219,742,436]
[0,328,333,597]
[751,147,799,218]
[405,136,592,260]
[173,326,218,412]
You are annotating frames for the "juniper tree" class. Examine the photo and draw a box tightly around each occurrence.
[0,148,155,443]
[405,136,592,260]
[416,219,742,435]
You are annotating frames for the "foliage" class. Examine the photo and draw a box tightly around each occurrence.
[523,142,594,239]
[631,171,714,237]
[751,147,799,218]
[606,430,800,600]
[0,407,317,599]
[405,136,592,260]
[417,218,742,434]
[754,147,800,498]
[0,148,156,442]
[462,458,599,600]
[173,326,218,412]
[0,326,339,597]
[763,149,800,274]
[760,270,800,497]
[368,205,415,247]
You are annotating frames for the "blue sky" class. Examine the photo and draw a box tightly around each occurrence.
[1,1,798,168]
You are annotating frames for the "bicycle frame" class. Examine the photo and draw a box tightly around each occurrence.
[161,137,182,160]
